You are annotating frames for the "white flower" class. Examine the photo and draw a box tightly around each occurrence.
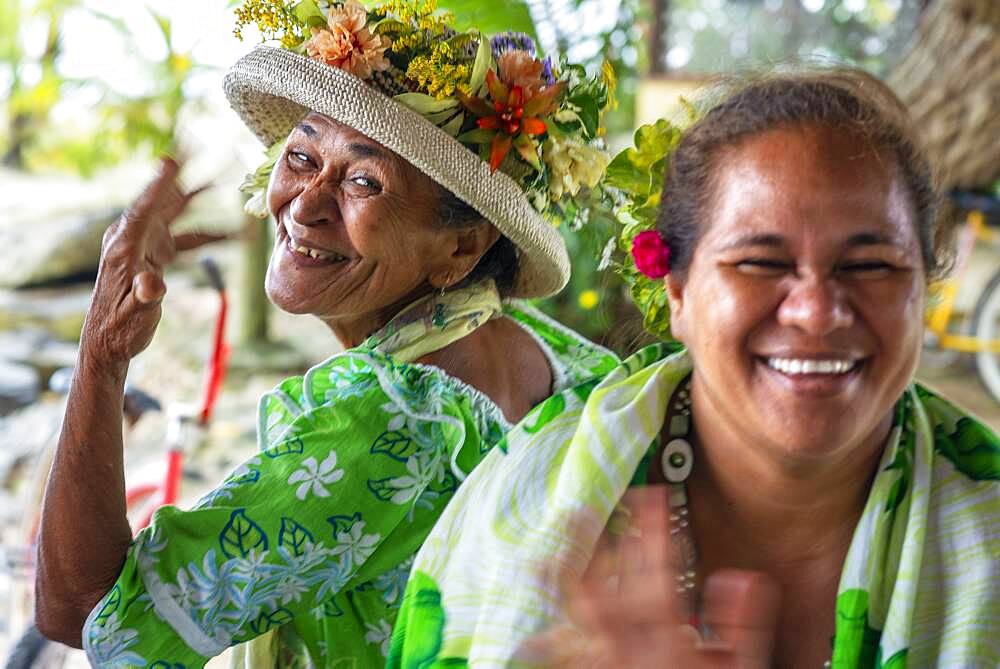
[387,455,436,505]
[287,451,345,500]
[374,555,414,606]
[380,401,408,432]
[330,520,382,570]
[89,612,146,668]
[272,572,310,604]
[542,136,609,201]
[314,561,350,601]
[364,618,394,657]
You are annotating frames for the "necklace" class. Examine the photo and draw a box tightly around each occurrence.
[658,378,698,618]
[657,377,834,668]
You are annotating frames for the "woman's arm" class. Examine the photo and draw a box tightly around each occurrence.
[34,352,132,646]
[34,159,199,646]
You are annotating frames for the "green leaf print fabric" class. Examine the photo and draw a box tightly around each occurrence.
[81,282,618,668]
[389,344,1000,668]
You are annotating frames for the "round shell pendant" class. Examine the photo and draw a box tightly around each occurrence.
[660,438,694,483]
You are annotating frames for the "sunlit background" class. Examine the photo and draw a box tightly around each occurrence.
[1,0,998,660]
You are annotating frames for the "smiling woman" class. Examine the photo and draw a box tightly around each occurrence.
[389,68,1000,669]
[31,2,620,667]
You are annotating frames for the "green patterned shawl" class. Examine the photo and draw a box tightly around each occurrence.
[389,344,1000,668]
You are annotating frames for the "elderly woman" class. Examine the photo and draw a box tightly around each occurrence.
[33,2,618,666]
[388,69,1000,668]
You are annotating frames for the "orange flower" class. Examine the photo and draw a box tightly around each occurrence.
[305,0,389,79]
[497,50,546,98]
[459,70,566,172]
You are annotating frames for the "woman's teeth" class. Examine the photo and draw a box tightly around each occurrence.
[289,240,345,262]
[766,358,857,375]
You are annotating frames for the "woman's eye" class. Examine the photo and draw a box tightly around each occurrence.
[736,259,792,275]
[839,261,894,276]
[287,151,313,167]
[348,175,381,191]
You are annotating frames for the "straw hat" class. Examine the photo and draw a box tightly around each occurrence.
[226,44,577,298]
[223,2,612,299]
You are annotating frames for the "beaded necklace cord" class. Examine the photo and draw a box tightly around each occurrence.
[656,377,833,668]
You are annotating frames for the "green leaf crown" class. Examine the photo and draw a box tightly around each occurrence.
[599,113,693,340]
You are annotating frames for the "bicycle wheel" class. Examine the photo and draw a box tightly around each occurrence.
[3,623,67,669]
[921,315,971,370]
[972,267,1000,403]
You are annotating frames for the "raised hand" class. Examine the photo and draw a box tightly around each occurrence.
[521,486,781,669]
[81,158,207,369]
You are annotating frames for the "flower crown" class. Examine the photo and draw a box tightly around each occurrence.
[235,0,614,224]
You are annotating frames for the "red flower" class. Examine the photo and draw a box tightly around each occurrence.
[459,69,565,172]
[631,230,671,278]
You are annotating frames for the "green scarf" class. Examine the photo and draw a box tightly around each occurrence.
[362,280,502,363]
[389,344,1000,668]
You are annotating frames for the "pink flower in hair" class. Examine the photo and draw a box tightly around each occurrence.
[631,230,670,278]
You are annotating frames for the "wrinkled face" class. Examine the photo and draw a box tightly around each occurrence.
[266,113,460,330]
[667,124,926,460]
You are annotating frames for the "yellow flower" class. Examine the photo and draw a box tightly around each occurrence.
[233,0,303,45]
[602,60,618,110]
[305,0,390,78]
[542,136,610,201]
[578,289,600,310]
[406,41,471,99]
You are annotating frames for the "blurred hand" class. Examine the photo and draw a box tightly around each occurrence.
[81,158,209,369]
[520,486,781,669]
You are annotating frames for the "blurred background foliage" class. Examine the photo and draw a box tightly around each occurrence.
[0,0,201,176]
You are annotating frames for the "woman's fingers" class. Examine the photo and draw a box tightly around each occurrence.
[174,231,230,252]
[132,271,166,305]
[618,487,673,596]
[145,225,177,269]
[701,569,781,668]
[158,181,210,230]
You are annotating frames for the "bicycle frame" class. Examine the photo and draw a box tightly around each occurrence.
[125,257,230,532]
[925,210,1000,354]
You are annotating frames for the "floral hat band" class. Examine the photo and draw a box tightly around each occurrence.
[231,0,613,233]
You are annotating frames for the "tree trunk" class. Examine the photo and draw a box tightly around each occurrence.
[237,207,272,346]
[888,0,1000,190]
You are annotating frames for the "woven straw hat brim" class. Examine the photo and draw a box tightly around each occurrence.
[224,46,570,299]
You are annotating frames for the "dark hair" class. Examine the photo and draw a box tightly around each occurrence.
[436,185,519,295]
[657,68,948,282]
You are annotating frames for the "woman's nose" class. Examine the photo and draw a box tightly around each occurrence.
[776,276,854,336]
[288,178,340,227]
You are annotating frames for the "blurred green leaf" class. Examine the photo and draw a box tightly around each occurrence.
[0,0,22,64]
[435,0,537,42]
[292,0,325,27]
[149,9,172,46]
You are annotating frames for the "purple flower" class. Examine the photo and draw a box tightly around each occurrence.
[491,31,537,60]
[541,55,555,86]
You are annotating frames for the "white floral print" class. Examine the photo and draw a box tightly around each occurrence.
[364,618,394,658]
[330,520,381,571]
[287,451,345,500]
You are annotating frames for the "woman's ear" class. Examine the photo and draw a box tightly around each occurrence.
[664,273,688,343]
[430,223,500,289]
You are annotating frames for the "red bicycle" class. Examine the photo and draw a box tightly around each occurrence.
[123,257,230,532]
[2,256,229,669]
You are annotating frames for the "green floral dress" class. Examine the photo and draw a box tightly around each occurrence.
[81,283,618,668]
